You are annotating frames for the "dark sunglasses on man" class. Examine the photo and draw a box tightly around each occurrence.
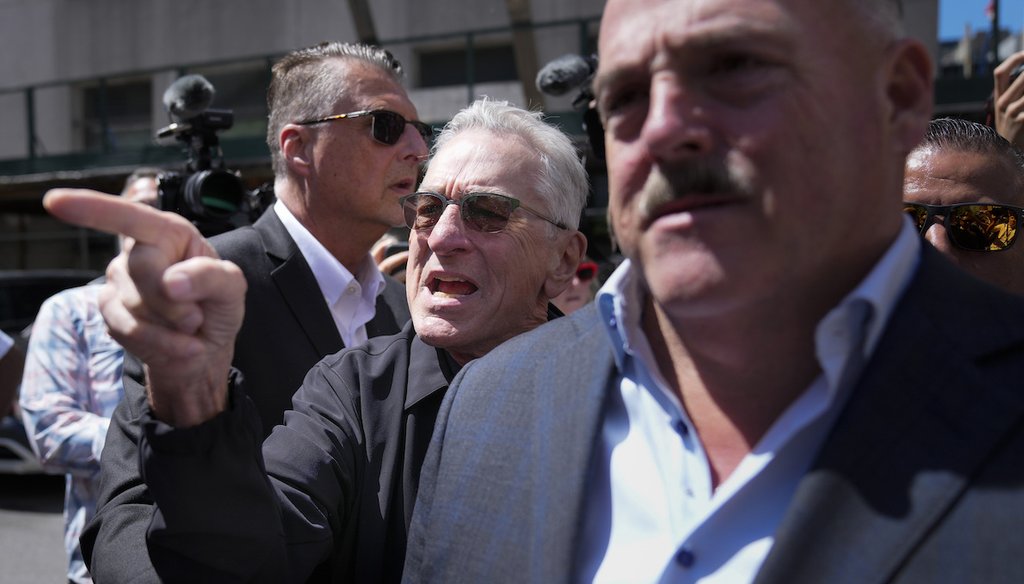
[297,109,433,146]
[903,201,1024,252]
[400,191,567,234]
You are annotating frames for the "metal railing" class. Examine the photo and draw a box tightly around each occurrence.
[0,16,600,178]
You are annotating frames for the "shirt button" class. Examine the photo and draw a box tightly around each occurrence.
[676,547,696,568]
[673,419,689,437]
[346,285,357,295]
[608,316,617,328]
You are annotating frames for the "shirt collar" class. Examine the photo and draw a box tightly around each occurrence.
[813,215,920,391]
[407,328,462,409]
[273,200,386,305]
[596,216,921,386]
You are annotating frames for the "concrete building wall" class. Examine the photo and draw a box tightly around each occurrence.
[905,0,940,70]
[0,0,603,162]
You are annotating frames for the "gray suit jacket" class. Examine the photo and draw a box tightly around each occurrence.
[83,209,411,582]
[404,246,1024,583]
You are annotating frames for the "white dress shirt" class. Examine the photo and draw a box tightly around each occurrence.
[577,217,922,583]
[274,201,386,348]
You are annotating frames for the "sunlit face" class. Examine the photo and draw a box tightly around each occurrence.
[407,129,572,363]
[595,0,910,321]
[904,147,1024,294]
[303,61,428,231]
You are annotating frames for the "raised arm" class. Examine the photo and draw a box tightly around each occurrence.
[44,188,245,427]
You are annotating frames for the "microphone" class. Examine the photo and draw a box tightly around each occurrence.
[535,54,597,97]
[163,74,215,120]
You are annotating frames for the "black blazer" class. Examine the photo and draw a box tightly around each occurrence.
[81,209,410,582]
[405,245,1024,583]
[139,321,457,583]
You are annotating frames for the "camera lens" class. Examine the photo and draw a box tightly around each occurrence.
[183,170,247,220]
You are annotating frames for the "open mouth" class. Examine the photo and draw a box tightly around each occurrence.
[429,275,478,298]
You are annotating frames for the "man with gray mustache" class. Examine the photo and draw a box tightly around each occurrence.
[403,0,1024,582]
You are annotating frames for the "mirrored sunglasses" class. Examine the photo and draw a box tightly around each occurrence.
[297,109,433,146]
[903,202,1024,252]
[400,191,567,234]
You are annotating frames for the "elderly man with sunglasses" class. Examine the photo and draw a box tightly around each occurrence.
[904,117,1024,295]
[44,99,587,583]
[79,42,425,581]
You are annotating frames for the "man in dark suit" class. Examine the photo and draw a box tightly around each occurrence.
[402,0,1024,582]
[79,42,424,581]
[45,99,587,582]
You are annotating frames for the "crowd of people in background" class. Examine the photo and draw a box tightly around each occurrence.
[6,0,1024,582]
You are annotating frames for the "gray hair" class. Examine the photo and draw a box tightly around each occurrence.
[432,99,588,231]
[266,42,404,176]
[914,117,1024,176]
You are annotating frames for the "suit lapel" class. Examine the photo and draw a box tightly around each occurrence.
[756,248,1024,583]
[254,211,343,356]
[543,306,619,581]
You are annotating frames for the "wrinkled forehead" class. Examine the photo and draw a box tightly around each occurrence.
[422,129,542,197]
[598,0,853,54]
[905,147,1024,206]
[597,0,795,76]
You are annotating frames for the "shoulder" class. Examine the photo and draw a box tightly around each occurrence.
[209,225,263,260]
[31,284,100,328]
[471,304,604,370]
[451,304,610,402]
[310,322,417,385]
[903,246,1024,342]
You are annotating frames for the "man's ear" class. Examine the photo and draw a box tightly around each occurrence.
[281,125,314,177]
[543,230,588,300]
[883,38,934,155]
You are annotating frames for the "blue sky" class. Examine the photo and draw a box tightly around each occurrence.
[940,0,1024,40]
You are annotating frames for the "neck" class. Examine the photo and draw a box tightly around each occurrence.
[643,293,822,488]
[276,181,385,272]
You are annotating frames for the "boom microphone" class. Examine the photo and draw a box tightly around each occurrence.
[162,74,215,120]
[535,54,597,97]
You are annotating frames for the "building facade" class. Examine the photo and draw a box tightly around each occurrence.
[0,0,939,270]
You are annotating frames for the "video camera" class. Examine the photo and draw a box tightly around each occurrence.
[156,74,274,237]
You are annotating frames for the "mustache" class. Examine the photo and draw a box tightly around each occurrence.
[638,161,753,221]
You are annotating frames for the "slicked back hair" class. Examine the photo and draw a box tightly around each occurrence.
[266,42,404,176]
[914,117,1024,179]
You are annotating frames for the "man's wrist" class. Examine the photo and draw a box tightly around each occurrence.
[144,356,234,427]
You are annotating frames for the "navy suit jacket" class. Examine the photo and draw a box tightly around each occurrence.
[82,209,410,582]
[405,245,1024,583]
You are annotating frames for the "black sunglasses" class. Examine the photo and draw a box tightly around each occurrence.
[903,202,1024,252]
[400,191,567,234]
[296,109,433,146]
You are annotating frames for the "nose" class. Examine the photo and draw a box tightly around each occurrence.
[923,222,954,253]
[639,74,714,161]
[426,203,471,255]
[401,123,430,161]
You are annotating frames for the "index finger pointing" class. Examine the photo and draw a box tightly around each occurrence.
[44,188,194,247]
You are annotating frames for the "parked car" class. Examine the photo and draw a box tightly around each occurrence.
[0,269,101,474]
